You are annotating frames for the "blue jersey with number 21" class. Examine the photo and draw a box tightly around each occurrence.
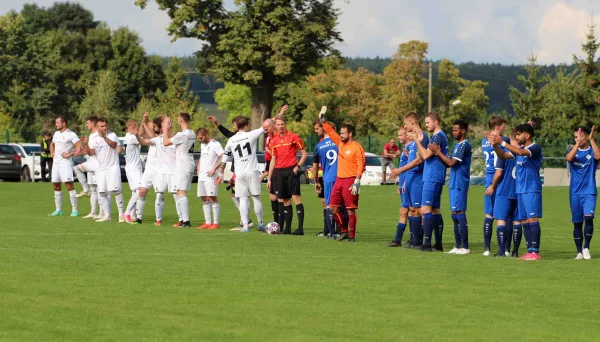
[313,137,339,184]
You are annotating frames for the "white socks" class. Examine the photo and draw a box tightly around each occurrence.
[239,196,250,227]
[178,195,189,222]
[100,192,111,218]
[114,192,124,216]
[74,168,89,192]
[69,190,77,212]
[136,196,146,220]
[90,185,98,215]
[155,193,164,221]
[211,202,220,224]
[126,190,139,218]
[54,191,62,211]
[173,194,182,221]
[251,195,263,225]
[203,201,212,224]
[232,197,242,221]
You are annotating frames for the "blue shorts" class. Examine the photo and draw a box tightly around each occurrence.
[493,196,517,221]
[422,181,443,209]
[517,193,542,220]
[449,188,468,212]
[405,173,423,208]
[324,180,335,207]
[400,186,410,208]
[484,192,496,216]
[570,193,596,223]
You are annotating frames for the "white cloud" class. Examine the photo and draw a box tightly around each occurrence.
[0,0,599,63]
[537,2,589,64]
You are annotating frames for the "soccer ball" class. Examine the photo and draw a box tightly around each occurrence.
[264,222,280,235]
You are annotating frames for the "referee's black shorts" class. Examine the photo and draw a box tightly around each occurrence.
[273,166,301,199]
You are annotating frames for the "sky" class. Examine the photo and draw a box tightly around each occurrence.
[1,0,599,64]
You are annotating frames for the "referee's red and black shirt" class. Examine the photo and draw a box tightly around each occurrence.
[271,130,305,169]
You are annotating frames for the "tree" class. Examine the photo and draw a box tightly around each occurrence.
[382,41,429,124]
[79,70,121,131]
[214,83,252,124]
[573,21,600,117]
[509,55,545,123]
[135,0,342,131]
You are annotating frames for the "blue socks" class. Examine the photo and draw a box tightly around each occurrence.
[504,220,513,254]
[497,225,506,256]
[457,214,468,249]
[523,223,532,251]
[574,222,583,253]
[530,221,541,252]
[409,216,423,245]
[423,213,433,247]
[394,223,406,243]
[584,216,594,249]
[451,214,460,248]
[483,217,493,250]
[513,223,522,255]
[433,214,444,247]
[325,208,334,237]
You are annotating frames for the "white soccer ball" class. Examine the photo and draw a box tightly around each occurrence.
[265,222,280,235]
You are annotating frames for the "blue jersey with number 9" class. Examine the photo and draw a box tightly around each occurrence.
[314,137,339,184]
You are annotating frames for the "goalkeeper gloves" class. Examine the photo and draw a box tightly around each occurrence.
[350,179,361,195]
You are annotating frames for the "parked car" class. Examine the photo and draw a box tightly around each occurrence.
[10,143,46,182]
[361,152,395,185]
[0,144,23,181]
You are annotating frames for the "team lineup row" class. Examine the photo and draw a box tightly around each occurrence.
[386,112,598,260]
[46,108,597,260]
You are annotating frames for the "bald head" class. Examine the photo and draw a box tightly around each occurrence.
[263,118,275,135]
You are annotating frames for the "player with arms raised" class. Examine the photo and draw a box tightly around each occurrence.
[566,125,600,260]
[491,123,543,260]
[94,118,124,222]
[49,116,82,217]
[74,116,102,219]
[133,114,160,225]
[123,119,143,223]
[163,113,196,228]
[217,117,266,232]
[319,107,366,242]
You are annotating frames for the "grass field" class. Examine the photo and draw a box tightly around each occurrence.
[0,183,598,341]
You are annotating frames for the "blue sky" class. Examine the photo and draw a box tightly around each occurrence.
[1,0,598,64]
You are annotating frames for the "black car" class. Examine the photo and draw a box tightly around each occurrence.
[0,144,23,181]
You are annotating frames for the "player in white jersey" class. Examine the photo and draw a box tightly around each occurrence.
[163,113,196,228]
[133,113,161,225]
[72,116,103,219]
[93,117,125,223]
[195,127,225,229]
[123,119,144,223]
[217,116,266,232]
[137,116,179,226]
[49,116,82,217]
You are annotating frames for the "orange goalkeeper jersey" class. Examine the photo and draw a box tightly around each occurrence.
[322,122,366,179]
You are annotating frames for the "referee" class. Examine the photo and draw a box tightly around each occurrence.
[267,112,308,235]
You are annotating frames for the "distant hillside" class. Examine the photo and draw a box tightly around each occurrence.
[163,56,577,113]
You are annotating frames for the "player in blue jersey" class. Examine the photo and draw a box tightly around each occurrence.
[430,120,472,255]
[413,112,448,252]
[313,120,343,239]
[481,116,509,256]
[390,112,429,248]
[490,123,543,260]
[492,132,521,257]
[566,125,600,260]
[387,127,410,247]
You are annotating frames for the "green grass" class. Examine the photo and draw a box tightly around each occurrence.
[0,183,598,341]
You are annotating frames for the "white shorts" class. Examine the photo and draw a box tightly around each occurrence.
[77,159,99,173]
[51,163,74,183]
[126,166,143,191]
[173,171,193,192]
[88,171,97,185]
[140,168,155,189]
[154,173,176,193]
[96,168,122,193]
[197,178,218,197]
[234,171,261,198]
